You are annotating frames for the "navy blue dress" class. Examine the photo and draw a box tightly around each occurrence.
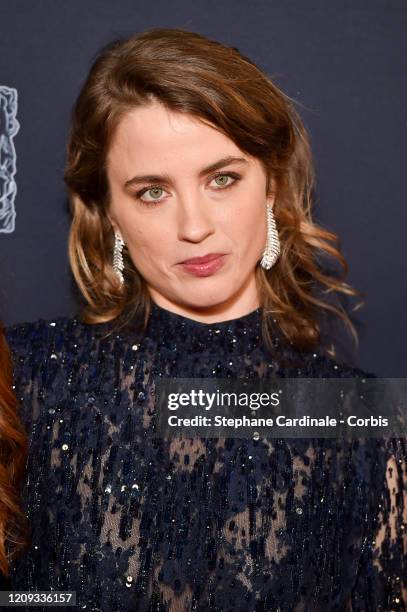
[5,303,407,611]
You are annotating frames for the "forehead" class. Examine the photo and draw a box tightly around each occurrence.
[107,102,250,174]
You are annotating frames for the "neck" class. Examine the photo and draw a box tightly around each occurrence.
[147,284,260,324]
[145,300,264,355]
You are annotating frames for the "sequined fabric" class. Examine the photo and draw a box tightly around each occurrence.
[5,302,407,611]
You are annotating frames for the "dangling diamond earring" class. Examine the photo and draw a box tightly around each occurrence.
[112,230,125,285]
[260,202,280,270]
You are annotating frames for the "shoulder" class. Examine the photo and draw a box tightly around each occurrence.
[302,350,377,379]
[6,315,79,356]
[4,315,118,428]
[6,315,78,347]
[278,342,377,379]
[5,314,113,364]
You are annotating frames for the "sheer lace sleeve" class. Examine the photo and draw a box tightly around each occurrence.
[351,436,407,610]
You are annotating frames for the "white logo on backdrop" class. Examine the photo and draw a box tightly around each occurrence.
[0,86,20,233]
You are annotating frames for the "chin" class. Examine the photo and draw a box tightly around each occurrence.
[182,291,235,311]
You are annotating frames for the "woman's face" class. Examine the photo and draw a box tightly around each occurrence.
[106,101,275,322]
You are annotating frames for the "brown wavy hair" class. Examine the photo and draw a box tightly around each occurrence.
[64,27,363,356]
[0,324,29,578]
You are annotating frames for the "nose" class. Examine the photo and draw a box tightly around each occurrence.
[176,195,215,243]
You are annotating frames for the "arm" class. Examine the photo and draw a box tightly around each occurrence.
[352,436,407,610]
[373,438,407,607]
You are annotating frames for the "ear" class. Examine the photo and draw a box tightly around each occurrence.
[107,216,126,246]
[107,212,118,233]
[267,195,276,210]
[267,178,277,208]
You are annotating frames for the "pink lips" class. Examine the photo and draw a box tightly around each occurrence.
[179,252,226,265]
[178,253,227,277]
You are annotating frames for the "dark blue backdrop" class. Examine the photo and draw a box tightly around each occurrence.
[0,0,406,376]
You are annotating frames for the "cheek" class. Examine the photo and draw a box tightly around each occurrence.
[126,226,155,253]
[124,218,173,259]
[225,201,266,247]
[109,193,172,263]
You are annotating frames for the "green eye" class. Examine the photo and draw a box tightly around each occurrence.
[149,187,163,199]
[135,172,241,207]
[214,175,230,186]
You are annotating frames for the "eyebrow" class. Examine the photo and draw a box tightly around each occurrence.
[123,156,249,190]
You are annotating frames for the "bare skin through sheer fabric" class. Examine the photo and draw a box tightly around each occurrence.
[6,303,407,611]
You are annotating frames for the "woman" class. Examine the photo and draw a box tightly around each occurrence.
[6,28,406,611]
[0,322,29,589]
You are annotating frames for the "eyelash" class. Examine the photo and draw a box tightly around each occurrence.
[133,172,242,206]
